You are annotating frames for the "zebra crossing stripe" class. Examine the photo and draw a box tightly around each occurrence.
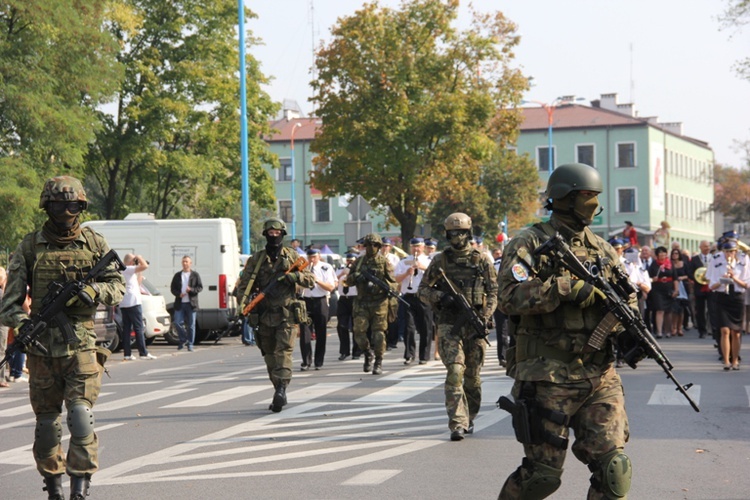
[647,384,702,406]
[162,386,268,408]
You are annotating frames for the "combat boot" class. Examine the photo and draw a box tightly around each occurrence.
[269,385,287,413]
[43,474,64,500]
[69,474,90,499]
[372,357,383,375]
[363,351,373,373]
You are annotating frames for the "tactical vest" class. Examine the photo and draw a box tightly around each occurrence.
[434,247,488,308]
[353,254,390,301]
[516,222,616,355]
[25,228,103,318]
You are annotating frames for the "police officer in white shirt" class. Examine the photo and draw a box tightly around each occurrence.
[395,238,431,364]
[300,248,338,370]
[336,252,360,360]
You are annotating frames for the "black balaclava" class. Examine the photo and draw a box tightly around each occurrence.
[264,232,284,260]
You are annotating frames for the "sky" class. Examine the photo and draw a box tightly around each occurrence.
[249,0,750,168]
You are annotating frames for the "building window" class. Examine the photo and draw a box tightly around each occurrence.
[616,143,636,168]
[314,198,331,222]
[278,158,292,181]
[576,144,595,167]
[617,188,636,213]
[537,146,555,171]
[279,200,292,223]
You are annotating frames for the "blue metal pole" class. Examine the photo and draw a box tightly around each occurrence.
[238,0,250,254]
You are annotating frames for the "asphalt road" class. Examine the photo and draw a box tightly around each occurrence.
[1,329,749,500]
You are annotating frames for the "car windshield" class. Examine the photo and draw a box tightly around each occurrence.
[139,278,161,296]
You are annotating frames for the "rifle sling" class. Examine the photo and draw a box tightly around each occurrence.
[241,250,266,308]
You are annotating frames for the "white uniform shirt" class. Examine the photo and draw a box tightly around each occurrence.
[708,252,750,294]
[395,254,429,294]
[120,265,142,308]
[302,261,338,298]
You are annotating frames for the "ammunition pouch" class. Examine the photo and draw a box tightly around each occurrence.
[497,385,569,449]
[247,312,260,329]
[291,300,310,325]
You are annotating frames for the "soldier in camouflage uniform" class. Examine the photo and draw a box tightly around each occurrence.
[0,176,125,500]
[344,233,396,375]
[497,163,633,500]
[238,218,315,413]
[418,213,497,441]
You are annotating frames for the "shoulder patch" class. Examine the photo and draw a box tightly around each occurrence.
[511,263,529,282]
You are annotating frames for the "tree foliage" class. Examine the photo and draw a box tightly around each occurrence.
[0,1,121,248]
[713,153,750,223]
[84,0,278,220]
[310,0,528,245]
[720,0,750,81]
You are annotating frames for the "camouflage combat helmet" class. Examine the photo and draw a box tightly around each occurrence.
[362,233,383,246]
[39,176,88,210]
[546,163,603,199]
[444,212,472,231]
[262,217,287,235]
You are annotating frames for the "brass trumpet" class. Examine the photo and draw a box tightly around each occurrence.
[739,240,750,254]
[694,267,708,285]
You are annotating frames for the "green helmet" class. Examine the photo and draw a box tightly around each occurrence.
[546,163,603,199]
[262,217,287,235]
[39,176,88,210]
[362,233,382,246]
[444,212,472,231]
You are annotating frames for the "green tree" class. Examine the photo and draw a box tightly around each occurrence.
[85,0,277,221]
[720,0,750,81]
[713,158,750,223]
[0,1,121,247]
[310,0,528,245]
[425,149,540,242]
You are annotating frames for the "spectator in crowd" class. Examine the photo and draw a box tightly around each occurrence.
[640,246,655,331]
[670,248,690,337]
[170,256,203,351]
[623,221,638,248]
[300,248,337,370]
[290,238,305,255]
[492,247,508,368]
[121,254,157,360]
[648,246,678,338]
[653,220,671,248]
[690,240,713,338]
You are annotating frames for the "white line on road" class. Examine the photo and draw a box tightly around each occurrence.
[647,383,701,406]
[96,389,196,412]
[342,469,402,485]
[161,386,267,408]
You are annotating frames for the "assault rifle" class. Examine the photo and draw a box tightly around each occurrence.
[533,232,700,412]
[360,268,411,310]
[242,256,308,316]
[0,249,125,371]
[433,268,489,343]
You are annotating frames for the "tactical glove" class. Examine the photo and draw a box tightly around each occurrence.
[66,284,99,308]
[439,292,456,310]
[279,272,299,285]
[563,280,605,308]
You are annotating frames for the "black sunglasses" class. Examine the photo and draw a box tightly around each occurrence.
[48,201,84,215]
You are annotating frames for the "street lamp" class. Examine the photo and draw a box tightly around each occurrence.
[522,97,585,174]
[290,122,302,240]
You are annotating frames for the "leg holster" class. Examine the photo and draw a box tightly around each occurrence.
[497,382,569,449]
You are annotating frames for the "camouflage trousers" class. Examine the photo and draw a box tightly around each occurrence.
[352,299,388,357]
[499,367,629,500]
[27,350,103,477]
[436,323,486,432]
[256,319,297,389]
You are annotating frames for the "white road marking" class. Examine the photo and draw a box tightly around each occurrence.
[745,386,750,407]
[354,380,442,403]
[342,469,401,485]
[162,386,267,408]
[105,381,163,386]
[96,389,196,412]
[647,383,701,406]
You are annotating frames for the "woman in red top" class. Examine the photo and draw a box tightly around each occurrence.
[623,221,638,248]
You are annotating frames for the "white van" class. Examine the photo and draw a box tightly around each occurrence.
[83,214,240,343]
